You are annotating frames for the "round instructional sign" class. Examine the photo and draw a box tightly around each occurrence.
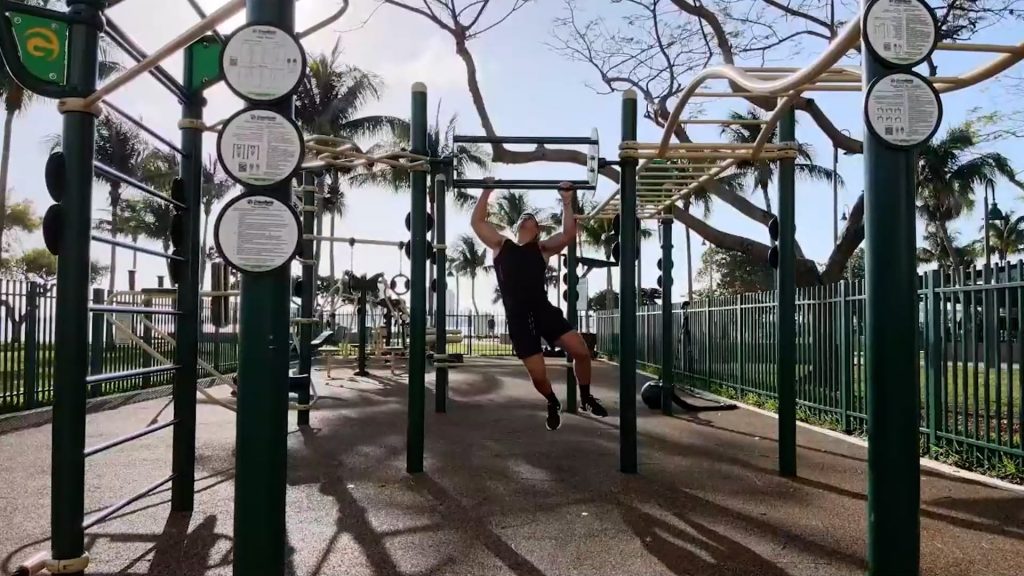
[213,194,301,274]
[864,71,942,149]
[864,0,938,68]
[587,127,600,187]
[217,107,305,188]
[222,23,306,102]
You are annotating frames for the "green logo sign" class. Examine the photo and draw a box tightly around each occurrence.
[9,11,67,85]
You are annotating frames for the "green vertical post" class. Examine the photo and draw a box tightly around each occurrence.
[407,82,428,474]
[925,269,942,448]
[863,18,921,572]
[233,1,294,574]
[172,66,204,510]
[619,90,639,474]
[434,174,449,413]
[355,284,369,376]
[839,280,852,434]
[23,282,38,409]
[51,1,102,571]
[297,171,316,426]
[89,288,104,397]
[660,210,673,415]
[566,237,578,413]
[776,103,797,478]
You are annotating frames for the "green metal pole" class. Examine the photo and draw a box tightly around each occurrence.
[297,171,315,426]
[355,284,369,376]
[776,103,797,478]
[566,237,578,414]
[619,90,638,474]
[660,210,673,415]
[233,1,294,573]
[171,52,205,512]
[863,22,921,574]
[435,174,449,413]
[51,1,101,571]
[407,83,428,474]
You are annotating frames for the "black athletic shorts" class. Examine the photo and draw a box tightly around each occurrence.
[507,302,572,359]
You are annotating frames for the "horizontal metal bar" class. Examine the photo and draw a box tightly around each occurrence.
[91,235,185,261]
[83,473,175,530]
[104,101,185,156]
[454,179,595,191]
[90,305,180,315]
[103,19,188,102]
[84,419,178,458]
[453,135,598,145]
[86,364,180,385]
[94,162,186,209]
[303,235,404,247]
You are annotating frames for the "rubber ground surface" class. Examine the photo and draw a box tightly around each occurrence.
[1,358,1021,575]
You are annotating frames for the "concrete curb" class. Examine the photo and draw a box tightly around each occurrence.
[594,357,1024,495]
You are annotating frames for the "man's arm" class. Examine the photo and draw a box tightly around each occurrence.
[541,184,576,257]
[471,184,505,251]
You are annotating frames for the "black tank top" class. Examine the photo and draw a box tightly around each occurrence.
[493,239,548,311]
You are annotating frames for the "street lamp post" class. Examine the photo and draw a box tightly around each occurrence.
[833,129,852,246]
[983,180,1004,267]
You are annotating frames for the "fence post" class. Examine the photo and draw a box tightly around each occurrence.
[466,313,473,356]
[839,280,852,433]
[89,288,105,398]
[141,297,153,388]
[23,283,39,409]
[926,269,943,450]
[736,294,744,394]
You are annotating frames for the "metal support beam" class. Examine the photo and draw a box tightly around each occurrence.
[435,174,449,413]
[298,172,315,427]
[171,55,205,512]
[233,0,294,573]
[776,103,797,478]
[660,212,673,416]
[453,135,597,145]
[407,83,428,474]
[619,91,639,474]
[453,179,595,191]
[566,234,579,414]
[863,9,921,571]
[50,2,101,571]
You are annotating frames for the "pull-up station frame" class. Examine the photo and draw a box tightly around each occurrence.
[450,131,603,191]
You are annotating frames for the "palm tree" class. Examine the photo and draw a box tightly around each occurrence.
[293,40,406,269]
[200,157,234,286]
[918,224,980,270]
[451,234,487,315]
[982,210,1024,262]
[93,203,148,272]
[0,10,123,262]
[917,122,1023,268]
[720,109,842,215]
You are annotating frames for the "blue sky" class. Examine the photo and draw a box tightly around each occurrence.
[5,1,1023,313]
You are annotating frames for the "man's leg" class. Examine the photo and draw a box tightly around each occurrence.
[521,353,562,430]
[556,331,607,417]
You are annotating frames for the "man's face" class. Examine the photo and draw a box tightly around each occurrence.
[517,215,540,243]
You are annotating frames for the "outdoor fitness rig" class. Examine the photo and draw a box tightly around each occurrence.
[583,4,1024,574]
[0,0,350,574]
[451,131,603,191]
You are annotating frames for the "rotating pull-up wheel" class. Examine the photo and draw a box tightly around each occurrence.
[405,212,434,233]
[390,273,411,295]
[404,240,436,263]
[611,241,640,263]
[612,213,641,235]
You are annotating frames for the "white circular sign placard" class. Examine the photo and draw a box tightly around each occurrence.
[214,194,301,274]
[865,71,942,149]
[587,127,600,186]
[218,108,304,188]
[864,0,938,68]
[222,24,306,102]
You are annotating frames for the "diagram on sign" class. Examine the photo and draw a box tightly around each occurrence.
[222,24,305,102]
[217,108,304,188]
[865,71,942,148]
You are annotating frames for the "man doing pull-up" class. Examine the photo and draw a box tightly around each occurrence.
[471,178,608,430]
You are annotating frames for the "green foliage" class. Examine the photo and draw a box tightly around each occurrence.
[590,288,617,310]
[2,247,108,287]
[846,247,865,282]
[695,246,774,297]
[2,198,41,251]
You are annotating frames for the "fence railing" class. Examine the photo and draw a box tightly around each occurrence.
[0,282,241,415]
[594,263,1024,469]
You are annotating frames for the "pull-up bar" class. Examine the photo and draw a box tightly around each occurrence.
[453,178,595,191]
[453,135,598,146]
[302,235,404,248]
[103,17,187,102]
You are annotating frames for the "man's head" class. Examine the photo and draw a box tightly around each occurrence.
[516,212,540,244]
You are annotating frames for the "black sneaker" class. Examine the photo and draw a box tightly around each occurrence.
[546,402,562,431]
[581,395,608,417]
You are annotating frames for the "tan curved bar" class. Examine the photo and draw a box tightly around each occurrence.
[83,0,246,107]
